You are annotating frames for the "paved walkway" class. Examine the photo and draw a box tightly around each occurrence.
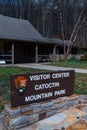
[16,63,87,74]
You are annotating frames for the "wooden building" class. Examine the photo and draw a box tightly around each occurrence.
[0,14,64,64]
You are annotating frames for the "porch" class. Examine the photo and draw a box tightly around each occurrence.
[0,40,56,64]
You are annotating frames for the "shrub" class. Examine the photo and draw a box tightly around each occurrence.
[0,103,4,112]
[81,52,87,60]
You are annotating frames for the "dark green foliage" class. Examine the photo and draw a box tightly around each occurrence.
[0,104,4,112]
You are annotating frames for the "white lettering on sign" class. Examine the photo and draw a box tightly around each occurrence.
[52,72,69,79]
[35,82,59,90]
[25,92,53,102]
[54,89,66,96]
[29,74,50,81]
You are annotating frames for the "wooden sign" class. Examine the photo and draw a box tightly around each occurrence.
[11,70,74,107]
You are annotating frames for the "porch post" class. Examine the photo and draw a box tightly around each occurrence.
[35,44,38,63]
[12,42,14,65]
[53,45,56,62]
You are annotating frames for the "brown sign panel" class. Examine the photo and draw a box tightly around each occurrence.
[11,70,74,107]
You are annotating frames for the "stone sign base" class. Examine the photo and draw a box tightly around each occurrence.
[3,94,87,130]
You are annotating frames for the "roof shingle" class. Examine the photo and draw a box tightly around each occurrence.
[0,14,43,42]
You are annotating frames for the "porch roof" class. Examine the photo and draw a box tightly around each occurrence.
[0,14,71,46]
[0,14,43,42]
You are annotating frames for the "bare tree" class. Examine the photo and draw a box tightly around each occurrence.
[66,4,87,57]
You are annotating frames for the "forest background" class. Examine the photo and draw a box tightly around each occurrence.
[0,0,86,44]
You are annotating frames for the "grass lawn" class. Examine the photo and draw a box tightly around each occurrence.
[50,59,87,69]
[0,66,87,112]
[75,73,87,94]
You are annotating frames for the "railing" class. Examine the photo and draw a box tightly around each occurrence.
[0,54,12,64]
[38,55,53,62]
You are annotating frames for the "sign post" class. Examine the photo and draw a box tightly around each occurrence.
[11,70,74,107]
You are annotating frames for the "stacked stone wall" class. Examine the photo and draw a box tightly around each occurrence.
[4,94,87,129]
